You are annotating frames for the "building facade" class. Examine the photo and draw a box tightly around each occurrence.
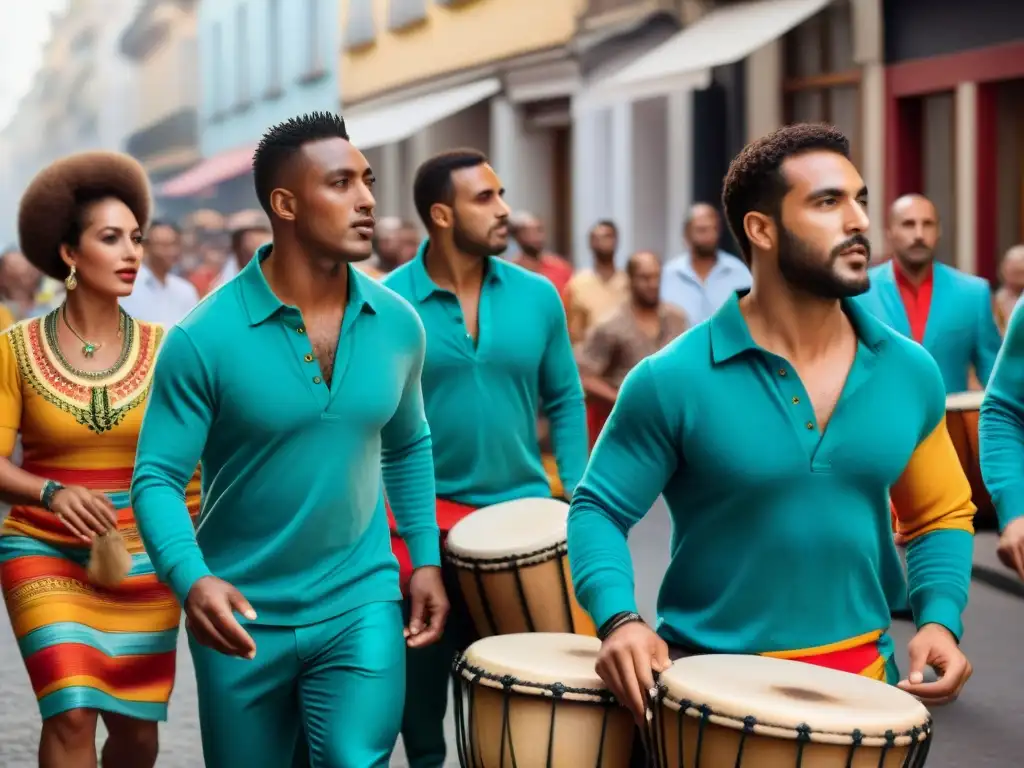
[157,0,340,212]
[883,0,1024,282]
[574,0,888,264]
[337,0,679,259]
[0,0,139,244]
[119,0,200,207]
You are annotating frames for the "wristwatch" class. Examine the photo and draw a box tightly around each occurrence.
[40,480,65,511]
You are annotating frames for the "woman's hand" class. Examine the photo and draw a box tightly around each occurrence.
[50,486,118,542]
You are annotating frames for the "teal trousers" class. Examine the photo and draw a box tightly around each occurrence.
[398,562,477,768]
[189,600,405,768]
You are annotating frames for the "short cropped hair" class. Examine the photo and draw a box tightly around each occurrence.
[18,151,151,281]
[148,219,180,236]
[252,112,349,216]
[592,219,618,236]
[412,149,488,231]
[722,123,850,264]
[230,225,271,253]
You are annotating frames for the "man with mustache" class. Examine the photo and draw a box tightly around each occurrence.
[384,149,588,768]
[854,193,1001,392]
[565,124,975,763]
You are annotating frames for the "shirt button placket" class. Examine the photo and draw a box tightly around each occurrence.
[778,364,816,438]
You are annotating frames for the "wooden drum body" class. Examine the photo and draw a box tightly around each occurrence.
[945,391,995,529]
[452,633,634,768]
[445,498,596,637]
[652,655,932,768]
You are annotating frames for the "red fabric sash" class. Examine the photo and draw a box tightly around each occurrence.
[789,641,883,677]
[586,396,613,451]
[387,498,476,595]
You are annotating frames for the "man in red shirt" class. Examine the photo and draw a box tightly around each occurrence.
[509,211,573,294]
[855,193,1000,393]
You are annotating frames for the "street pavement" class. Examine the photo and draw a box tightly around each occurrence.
[0,500,1019,767]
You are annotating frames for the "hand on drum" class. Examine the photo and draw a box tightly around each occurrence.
[596,620,671,725]
[897,623,972,705]
[996,517,1024,580]
[405,566,449,648]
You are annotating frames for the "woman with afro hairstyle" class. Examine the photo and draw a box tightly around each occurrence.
[0,151,200,768]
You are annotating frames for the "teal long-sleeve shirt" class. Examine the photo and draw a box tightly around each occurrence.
[981,297,1024,531]
[131,248,441,625]
[384,245,588,506]
[568,293,976,656]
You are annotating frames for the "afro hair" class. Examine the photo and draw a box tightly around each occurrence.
[722,123,850,265]
[17,151,152,281]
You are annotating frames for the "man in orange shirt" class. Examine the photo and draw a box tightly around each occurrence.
[564,220,629,343]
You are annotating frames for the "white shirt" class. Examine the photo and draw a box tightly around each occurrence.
[119,264,200,328]
[659,250,752,326]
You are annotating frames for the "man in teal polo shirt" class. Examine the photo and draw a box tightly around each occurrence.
[384,149,588,767]
[131,113,449,768]
[980,300,1024,580]
[564,124,975,763]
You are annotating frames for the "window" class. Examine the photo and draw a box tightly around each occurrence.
[389,0,427,30]
[306,0,323,73]
[782,0,861,163]
[236,5,249,108]
[266,0,281,95]
[344,0,376,50]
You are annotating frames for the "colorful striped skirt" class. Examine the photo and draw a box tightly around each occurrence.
[0,466,181,722]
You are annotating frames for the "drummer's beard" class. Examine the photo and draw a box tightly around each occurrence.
[777,225,871,299]
[453,214,508,259]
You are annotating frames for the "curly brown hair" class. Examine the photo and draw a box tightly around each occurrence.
[17,151,151,281]
[721,123,850,265]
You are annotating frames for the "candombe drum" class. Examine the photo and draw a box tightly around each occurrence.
[444,497,596,637]
[651,655,932,768]
[945,391,995,528]
[452,633,634,768]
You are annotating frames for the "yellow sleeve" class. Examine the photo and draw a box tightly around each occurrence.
[890,416,976,541]
[0,305,15,332]
[565,282,590,344]
[0,330,22,457]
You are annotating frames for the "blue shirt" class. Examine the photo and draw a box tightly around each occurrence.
[384,244,588,507]
[131,246,440,625]
[660,250,751,326]
[568,293,975,660]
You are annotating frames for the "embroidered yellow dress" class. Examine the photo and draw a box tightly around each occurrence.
[0,309,200,721]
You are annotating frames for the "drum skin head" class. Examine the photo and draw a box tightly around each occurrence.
[446,497,569,559]
[945,390,984,410]
[660,655,930,739]
[462,632,607,692]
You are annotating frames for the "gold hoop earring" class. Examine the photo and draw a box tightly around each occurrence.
[65,266,77,291]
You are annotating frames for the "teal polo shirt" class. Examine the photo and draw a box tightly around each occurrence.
[132,245,440,626]
[384,244,588,507]
[981,298,1024,530]
[568,292,976,661]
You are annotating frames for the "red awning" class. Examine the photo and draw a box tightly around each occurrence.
[158,144,256,198]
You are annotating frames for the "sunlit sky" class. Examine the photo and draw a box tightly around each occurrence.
[0,0,69,129]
